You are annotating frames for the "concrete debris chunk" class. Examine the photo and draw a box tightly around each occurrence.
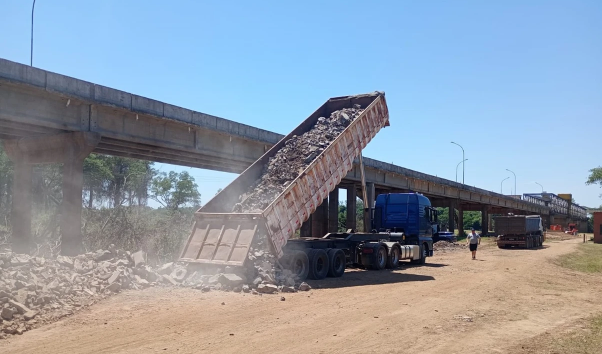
[220,274,245,287]
[257,284,279,294]
[94,250,113,262]
[9,300,31,315]
[298,282,311,291]
[23,310,38,321]
[106,283,121,293]
[56,255,74,268]
[158,262,174,275]
[161,274,178,286]
[107,270,121,285]
[131,251,146,268]
[1,308,14,321]
[169,267,187,283]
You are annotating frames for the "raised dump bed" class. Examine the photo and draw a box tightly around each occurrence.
[179,92,390,266]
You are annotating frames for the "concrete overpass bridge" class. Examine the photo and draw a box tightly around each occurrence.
[1,58,557,254]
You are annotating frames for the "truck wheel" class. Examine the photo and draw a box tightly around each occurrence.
[411,244,427,265]
[288,251,309,281]
[371,246,387,270]
[327,249,346,278]
[386,246,400,269]
[308,249,329,280]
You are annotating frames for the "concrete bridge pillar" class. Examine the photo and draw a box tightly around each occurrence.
[2,132,100,255]
[311,197,328,237]
[300,216,312,237]
[9,162,33,253]
[481,206,489,234]
[346,187,357,231]
[448,200,456,233]
[457,204,464,236]
[328,189,339,233]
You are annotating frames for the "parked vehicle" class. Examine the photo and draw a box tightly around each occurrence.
[433,231,457,243]
[495,215,544,249]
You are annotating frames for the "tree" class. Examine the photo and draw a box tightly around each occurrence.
[150,171,201,210]
[586,167,602,198]
[215,188,223,196]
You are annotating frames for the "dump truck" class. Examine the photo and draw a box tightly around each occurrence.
[178,92,433,280]
[495,215,544,249]
[281,192,436,279]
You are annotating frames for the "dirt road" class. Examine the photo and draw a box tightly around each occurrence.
[2,238,601,354]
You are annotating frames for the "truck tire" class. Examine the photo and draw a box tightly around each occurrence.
[411,244,427,265]
[386,246,400,269]
[370,245,387,270]
[287,251,309,281]
[327,249,346,278]
[308,249,329,280]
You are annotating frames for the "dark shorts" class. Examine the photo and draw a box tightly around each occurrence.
[469,243,478,251]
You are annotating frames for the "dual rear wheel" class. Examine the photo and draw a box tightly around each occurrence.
[284,248,346,281]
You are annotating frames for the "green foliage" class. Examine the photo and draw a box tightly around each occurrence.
[435,208,482,231]
[0,145,203,261]
[336,198,365,232]
[82,206,195,264]
[150,171,201,210]
[586,167,602,199]
[463,211,482,231]
[586,167,602,187]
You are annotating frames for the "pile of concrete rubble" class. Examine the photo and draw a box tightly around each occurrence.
[235,105,364,214]
[0,247,310,339]
[433,241,467,252]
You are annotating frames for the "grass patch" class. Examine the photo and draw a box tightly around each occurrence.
[556,243,602,273]
[548,315,602,354]
[512,314,602,354]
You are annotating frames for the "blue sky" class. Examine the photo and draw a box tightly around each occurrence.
[1,0,601,207]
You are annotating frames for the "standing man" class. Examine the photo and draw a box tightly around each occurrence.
[467,227,481,260]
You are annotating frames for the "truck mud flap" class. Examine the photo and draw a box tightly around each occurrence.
[179,214,263,266]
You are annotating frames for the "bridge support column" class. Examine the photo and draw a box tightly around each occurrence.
[363,182,375,232]
[481,206,489,235]
[300,216,312,237]
[10,162,33,253]
[312,197,328,237]
[458,204,464,236]
[2,132,100,255]
[448,200,456,233]
[328,189,339,233]
[346,187,357,231]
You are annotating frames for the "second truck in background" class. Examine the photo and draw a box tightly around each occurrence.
[495,215,544,249]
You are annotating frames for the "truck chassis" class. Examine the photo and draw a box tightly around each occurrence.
[496,232,543,249]
[281,232,433,280]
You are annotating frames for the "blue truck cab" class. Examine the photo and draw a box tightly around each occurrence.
[373,193,437,255]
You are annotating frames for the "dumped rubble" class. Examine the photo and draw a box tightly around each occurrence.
[432,241,467,252]
[0,245,309,339]
[235,106,364,214]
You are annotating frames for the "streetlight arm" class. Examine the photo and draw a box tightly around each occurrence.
[31,0,36,67]
[451,142,465,184]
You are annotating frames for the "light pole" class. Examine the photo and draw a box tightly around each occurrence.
[535,182,543,193]
[506,168,516,195]
[501,177,509,194]
[451,142,465,184]
[456,159,468,183]
[31,0,36,66]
